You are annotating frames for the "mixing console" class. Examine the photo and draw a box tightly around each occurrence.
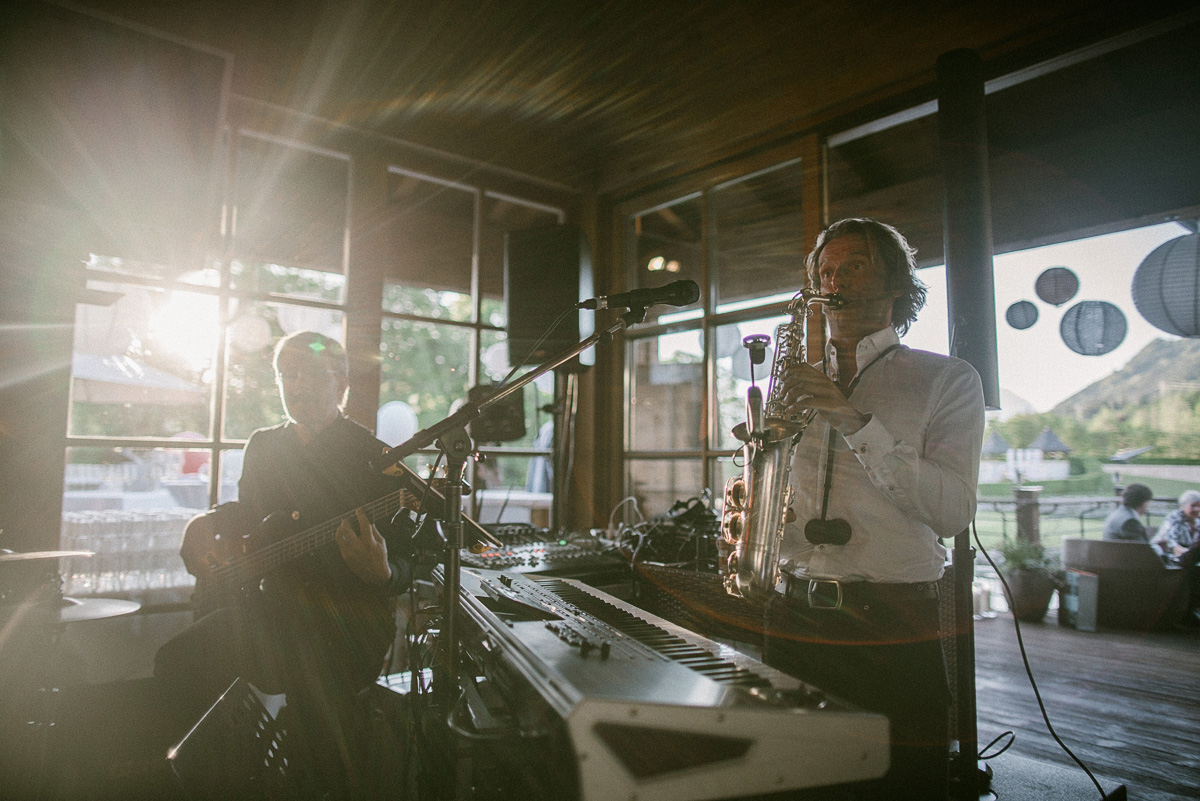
[461,526,626,579]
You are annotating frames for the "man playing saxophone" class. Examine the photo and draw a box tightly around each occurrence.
[764,218,984,801]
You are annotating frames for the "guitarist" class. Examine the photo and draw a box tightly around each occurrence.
[154,331,418,790]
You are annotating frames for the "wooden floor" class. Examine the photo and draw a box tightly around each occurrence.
[971,614,1200,801]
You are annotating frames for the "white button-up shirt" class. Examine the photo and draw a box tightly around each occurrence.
[779,327,984,584]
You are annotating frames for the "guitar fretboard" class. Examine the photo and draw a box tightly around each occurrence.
[205,489,413,594]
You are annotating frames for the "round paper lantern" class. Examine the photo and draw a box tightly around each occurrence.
[1060,301,1126,356]
[1005,300,1039,330]
[1131,232,1200,337]
[1035,266,1079,306]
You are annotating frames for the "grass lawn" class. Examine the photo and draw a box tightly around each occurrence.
[1107,471,1200,500]
[968,507,1105,561]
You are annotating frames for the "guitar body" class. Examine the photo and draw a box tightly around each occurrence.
[180,502,251,587]
[181,501,267,617]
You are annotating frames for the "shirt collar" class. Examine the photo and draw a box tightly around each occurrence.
[824,326,900,381]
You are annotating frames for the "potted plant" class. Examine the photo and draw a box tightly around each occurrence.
[998,538,1063,623]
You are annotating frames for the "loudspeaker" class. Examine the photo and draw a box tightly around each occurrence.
[467,383,527,443]
[504,225,594,369]
[46,678,191,800]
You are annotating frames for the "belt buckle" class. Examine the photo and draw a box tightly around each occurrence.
[807,579,843,611]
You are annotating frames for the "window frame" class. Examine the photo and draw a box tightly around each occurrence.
[61,129,570,601]
[610,137,822,520]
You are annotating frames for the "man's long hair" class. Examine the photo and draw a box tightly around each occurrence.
[804,218,927,334]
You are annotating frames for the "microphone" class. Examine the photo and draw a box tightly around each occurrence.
[578,279,699,311]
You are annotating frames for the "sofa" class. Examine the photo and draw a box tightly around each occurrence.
[1060,537,1188,630]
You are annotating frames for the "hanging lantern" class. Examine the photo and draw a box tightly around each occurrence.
[1130,232,1200,337]
[1035,266,1079,306]
[1060,301,1126,356]
[1005,300,1039,330]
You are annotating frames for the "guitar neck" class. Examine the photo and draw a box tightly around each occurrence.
[209,490,411,592]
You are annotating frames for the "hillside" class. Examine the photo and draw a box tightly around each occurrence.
[1052,337,1200,418]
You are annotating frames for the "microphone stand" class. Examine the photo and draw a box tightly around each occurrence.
[376,305,648,707]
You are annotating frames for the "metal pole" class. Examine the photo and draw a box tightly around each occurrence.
[938,47,998,800]
[938,48,1000,410]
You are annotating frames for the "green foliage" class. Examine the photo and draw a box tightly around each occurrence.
[1052,337,1200,418]
[987,395,1200,462]
[998,538,1061,581]
[71,400,209,439]
[1032,337,1200,460]
[382,283,474,322]
[379,318,472,426]
[377,286,554,452]
[222,334,286,441]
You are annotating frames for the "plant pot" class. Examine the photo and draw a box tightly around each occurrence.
[1003,569,1056,623]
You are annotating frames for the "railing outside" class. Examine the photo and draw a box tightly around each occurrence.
[973,494,1176,549]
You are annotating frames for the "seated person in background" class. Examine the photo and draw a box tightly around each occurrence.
[155,331,416,794]
[1151,490,1200,626]
[1151,490,1200,566]
[1102,483,1153,542]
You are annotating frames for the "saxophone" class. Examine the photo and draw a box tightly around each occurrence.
[720,289,844,600]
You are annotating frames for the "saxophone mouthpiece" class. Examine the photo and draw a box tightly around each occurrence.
[826,293,846,309]
[793,290,846,312]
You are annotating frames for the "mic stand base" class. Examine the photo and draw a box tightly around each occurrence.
[948,753,996,801]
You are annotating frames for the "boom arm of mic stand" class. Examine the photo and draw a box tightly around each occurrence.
[373,310,639,474]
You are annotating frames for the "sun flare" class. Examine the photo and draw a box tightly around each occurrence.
[148,292,220,373]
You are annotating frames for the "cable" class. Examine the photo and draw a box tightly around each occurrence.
[974,523,1108,799]
[607,495,645,533]
[497,306,577,388]
[978,730,1015,760]
[444,685,509,741]
[417,453,445,514]
[491,484,514,525]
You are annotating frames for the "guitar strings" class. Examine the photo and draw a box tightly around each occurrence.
[205,490,414,591]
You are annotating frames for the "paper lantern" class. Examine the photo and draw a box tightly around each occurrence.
[1131,232,1200,337]
[1035,267,1079,306]
[1060,301,1126,356]
[1005,300,1039,330]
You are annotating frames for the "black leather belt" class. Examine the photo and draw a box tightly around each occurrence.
[781,574,939,611]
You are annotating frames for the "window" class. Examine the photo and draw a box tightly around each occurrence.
[62,140,568,601]
[62,134,352,604]
[620,157,809,519]
[379,169,563,525]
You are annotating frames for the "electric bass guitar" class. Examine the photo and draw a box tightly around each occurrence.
[181,490,418,617]
[180,463,505,617]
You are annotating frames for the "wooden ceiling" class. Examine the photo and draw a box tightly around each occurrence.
[55,0,1198,195]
